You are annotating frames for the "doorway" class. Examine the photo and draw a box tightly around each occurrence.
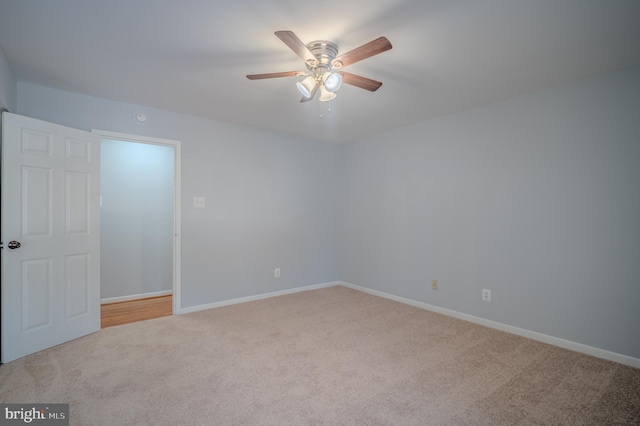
[95,130,182,323]
[1,115,183,362]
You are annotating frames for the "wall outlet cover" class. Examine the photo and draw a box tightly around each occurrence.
[193,197,205,208]
[482,289,492,302]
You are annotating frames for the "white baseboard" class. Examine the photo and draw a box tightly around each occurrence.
[176,281,340,315]
[101,290,173,305]
[339,281,640,369]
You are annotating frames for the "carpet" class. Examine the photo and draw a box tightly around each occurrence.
[1,286,639,425]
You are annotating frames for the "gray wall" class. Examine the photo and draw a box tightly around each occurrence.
[100,138,174,299]
[17,83,341,308]
[338,64,640,359]
[15,64,640,361]
[0,47,16,111]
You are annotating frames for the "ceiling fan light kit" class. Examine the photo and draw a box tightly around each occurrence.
[247,31,392,107]
[319,85,337,102]
[322,72,342,92]
[296,75,316,98]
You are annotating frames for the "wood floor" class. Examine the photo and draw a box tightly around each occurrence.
[101,295,173,328]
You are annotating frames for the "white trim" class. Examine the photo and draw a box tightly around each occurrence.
[92,129,182,316]
[101,290,173,305]
[177,281,339,315]
[94,130,180,147]
[339,282,640,369]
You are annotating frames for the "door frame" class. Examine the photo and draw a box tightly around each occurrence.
[92,130,181,315]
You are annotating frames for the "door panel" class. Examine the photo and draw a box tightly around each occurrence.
[22,166,53,237]
[66,171,90,234]
[66,253,91,318]
[1,112,100,363]
[22,258,53,331]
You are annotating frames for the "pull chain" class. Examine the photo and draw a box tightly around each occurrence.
[319,100,332,119]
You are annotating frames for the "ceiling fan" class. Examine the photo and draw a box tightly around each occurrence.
[247,31,392,103]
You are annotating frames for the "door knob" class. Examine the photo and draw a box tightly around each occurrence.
[8,241,21,249]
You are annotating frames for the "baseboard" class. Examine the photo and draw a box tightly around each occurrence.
[339,281,640,369]
[101,290,173,305]
[176,281,340,315]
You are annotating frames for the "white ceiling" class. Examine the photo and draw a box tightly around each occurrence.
[1,0,639,143]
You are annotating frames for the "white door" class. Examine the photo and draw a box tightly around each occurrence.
[1,113,101,363]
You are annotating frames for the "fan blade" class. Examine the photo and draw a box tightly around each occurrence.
[340,72,383,92]
[246,71,306,80]
[275,31,319,66]
[332,37,392,68]
[300,83,319,103]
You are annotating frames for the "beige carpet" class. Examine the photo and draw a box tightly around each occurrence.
[1,286,639,425]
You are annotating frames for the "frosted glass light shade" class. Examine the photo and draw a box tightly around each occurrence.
[322,72,342,92]
[296,76,316,97]
[319,85,337,102]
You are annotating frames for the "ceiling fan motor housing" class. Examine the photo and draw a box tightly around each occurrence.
[306,41,340,75]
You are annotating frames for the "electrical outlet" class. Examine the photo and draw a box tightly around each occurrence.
[432,280,438,290]
[482,289,491,302]
[193,197,205,208]
[274,268,280,278]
